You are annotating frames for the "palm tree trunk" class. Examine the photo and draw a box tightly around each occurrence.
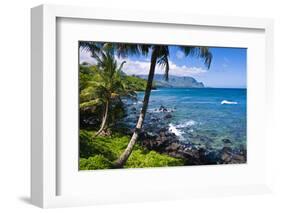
[114,49,158,167]
[95,100,109,136]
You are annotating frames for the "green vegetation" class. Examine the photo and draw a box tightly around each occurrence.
[79,60,182,170]
[79,130,184,170]
[80,155,113,170]
[79,42,212,169]
[80,51,137,136]
[124,75,156,91]
[81,42,212,167]
[79,62,149,133]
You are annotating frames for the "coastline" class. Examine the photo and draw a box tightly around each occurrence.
[125,87,247,165]
[80,87,247,169]
[137,124,246,165]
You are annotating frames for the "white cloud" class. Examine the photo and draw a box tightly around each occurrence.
[116,57,207,77]
[79,49,207,77]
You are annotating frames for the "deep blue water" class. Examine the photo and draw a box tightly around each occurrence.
[123,88,247,151]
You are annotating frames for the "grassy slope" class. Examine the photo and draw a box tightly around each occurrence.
[79,130,184,170]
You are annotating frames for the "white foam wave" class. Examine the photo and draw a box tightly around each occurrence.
[221,100,238,105]
[133,101,143,105]
[168,124,184,138]
[176,120,196,128]
[168,120,197,140]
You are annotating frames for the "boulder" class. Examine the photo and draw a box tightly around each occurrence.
[218,146,246,164]
[159,105,168,112]
[222,138,232,144]
[164,113,172,119]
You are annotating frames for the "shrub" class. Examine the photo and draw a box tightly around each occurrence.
[79,130,185,170]
[79,155,113,170]
[79,130,117,161]
[126,150,184,168]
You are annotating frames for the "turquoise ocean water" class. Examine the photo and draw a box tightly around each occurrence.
[124,88,247,152]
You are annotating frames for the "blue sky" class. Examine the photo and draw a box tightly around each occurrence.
[80,45,246,88]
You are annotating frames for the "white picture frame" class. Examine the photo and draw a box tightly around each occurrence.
[31,4,274,208]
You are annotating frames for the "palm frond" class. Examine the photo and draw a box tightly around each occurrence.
[156,45,170,81]
[80,99,103,109]
[157,54,169,81]
[79,41,103,59]
[118,61,126,73]
[179,46,212,69]
[199,47,213,69]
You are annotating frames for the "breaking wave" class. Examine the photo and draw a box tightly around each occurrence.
[221,100,238,105]
[168,120,197,140]
[169,123,184,138]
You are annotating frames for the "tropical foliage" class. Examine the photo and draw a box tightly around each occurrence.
[79,63,149,130]
[79,130,185,170]
[113,45,212,167]
[80,50,142,136]
[79,42,212,169]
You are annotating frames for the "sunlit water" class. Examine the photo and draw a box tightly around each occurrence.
[123,88,247,152]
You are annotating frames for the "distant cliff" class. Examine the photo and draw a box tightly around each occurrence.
[136,74,204,88]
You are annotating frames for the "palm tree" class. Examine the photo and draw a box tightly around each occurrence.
[80,42,212,167]
[80,49,134,136]
[114,45,212,167]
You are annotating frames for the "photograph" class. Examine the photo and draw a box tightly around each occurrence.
[79,41,247,170]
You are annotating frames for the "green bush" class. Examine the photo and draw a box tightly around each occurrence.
[124,75,147,91]
[79,130,185,170]
[80,155,113,170]
[124,75,156,91]
[79,130,117,161]
[126,150,184,168]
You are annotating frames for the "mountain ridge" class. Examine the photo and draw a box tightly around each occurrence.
[135,74,205,88]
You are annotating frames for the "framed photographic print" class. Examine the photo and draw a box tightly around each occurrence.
[31,4,274,208]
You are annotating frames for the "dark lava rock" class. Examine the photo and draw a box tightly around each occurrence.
[159,105,168,112]
[140,128,179,151]
[203,151,221,164]
[221,146,232,153]
[138,125,246,165]
[151,117,159,122]
[164,113,172,119]
[139,128,203,165]
[218,146,246,164]
[165,142,181,152]
[221,151,232,163]
[180,149,200,162]
[222,138,232,144]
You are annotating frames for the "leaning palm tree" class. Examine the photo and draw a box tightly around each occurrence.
[114,45,212,167]
[80,42,212,167]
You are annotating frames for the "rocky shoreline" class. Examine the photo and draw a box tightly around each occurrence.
[138,127,246,165]
[128,105,247,165]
